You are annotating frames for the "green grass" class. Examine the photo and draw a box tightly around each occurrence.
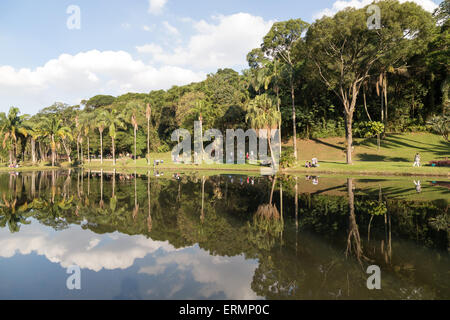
[294,132,449,163]
[286,160,449,177]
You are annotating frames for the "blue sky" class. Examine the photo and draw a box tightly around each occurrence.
[0,0,441,114]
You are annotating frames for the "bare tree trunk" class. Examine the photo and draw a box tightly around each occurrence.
[345,113,353,165]
[112,137,116,166]
[363,88,372,121]
[31,138,37,165]
[51,135,56,167]
[134,126,137,166]
[290,73,297,161]
[267,128,276,169]
[147,118,150,165]
[100,131,103,165]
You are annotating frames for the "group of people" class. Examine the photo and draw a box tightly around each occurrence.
[305,157,319,168]
[8,162,19,168]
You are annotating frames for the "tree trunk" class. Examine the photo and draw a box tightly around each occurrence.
[290,73,297,161]
[147,118,150,165]
[267,128,276,170]
[51,135,56,167]
[112,137,116,166]
[100,131,103,165]
[9,149,13,166]
[345,112,353,165]
[134,126,137,166]
[31,138,37,165]
[39,142,44,162]
[363,88,372,121]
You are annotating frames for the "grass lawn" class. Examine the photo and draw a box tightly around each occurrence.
[286,160,449,176]
[293,132,449,163]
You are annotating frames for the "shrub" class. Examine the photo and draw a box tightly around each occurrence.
[280,149,296,168]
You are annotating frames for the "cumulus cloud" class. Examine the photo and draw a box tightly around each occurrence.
[136,13,274,70]
[148,0,168,15]
[0,221,261,299]
[0,221,175,272]
[0,50,206,115]
[313,0,438,20]
[139,246,261,299]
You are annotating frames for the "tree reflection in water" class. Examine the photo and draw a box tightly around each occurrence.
[0,170,448,300]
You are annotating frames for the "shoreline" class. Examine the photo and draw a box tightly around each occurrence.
[1,163,448,178]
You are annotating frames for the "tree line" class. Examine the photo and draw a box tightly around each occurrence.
[1,0,448,166]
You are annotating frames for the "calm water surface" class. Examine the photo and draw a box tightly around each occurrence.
[0,170,448,300]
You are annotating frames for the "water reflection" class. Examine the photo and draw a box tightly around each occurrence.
[0,170,448,300]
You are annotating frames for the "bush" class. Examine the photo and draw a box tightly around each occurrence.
[310,119,345,139]
[280,149,296,168]
[354,121,384,138]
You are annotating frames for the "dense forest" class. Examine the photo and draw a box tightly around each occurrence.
[1,0,448,166]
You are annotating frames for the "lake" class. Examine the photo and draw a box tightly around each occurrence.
[0,170,448,300]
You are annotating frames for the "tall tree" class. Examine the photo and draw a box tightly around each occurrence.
[306,1,435,164]
[146,103,152,165]
[95,110,108,166]
[245,94,281,167]
[262,19,309,161]
[0,107,29,166]
[104,109,125,166]
[124,101,143,166]
[39,117,72,166]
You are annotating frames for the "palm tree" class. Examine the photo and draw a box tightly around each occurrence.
[39,117,72,166]
[146,103,152,165]
[78,112,93,164]
[245,94,281,167]
[23,118,42,165]
[104,109,125,166]
[124,101,142,166]
[95,110,108,165]
[0,107,29,165]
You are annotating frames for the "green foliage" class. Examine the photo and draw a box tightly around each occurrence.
[82,95,116,111]
[280,149,296,168]
[427,114,449,141]
[354,121,385,138]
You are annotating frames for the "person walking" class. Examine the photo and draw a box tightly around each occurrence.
[413,153,421,167]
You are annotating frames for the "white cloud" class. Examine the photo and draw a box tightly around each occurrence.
[162,21,180,36]
[139,246,261,299]
[0,50,206,114]
[0,221,261,299]
[0,221,175,272]
[313,0,438,20]
[136,13,274,70]
[148,0,168,15]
